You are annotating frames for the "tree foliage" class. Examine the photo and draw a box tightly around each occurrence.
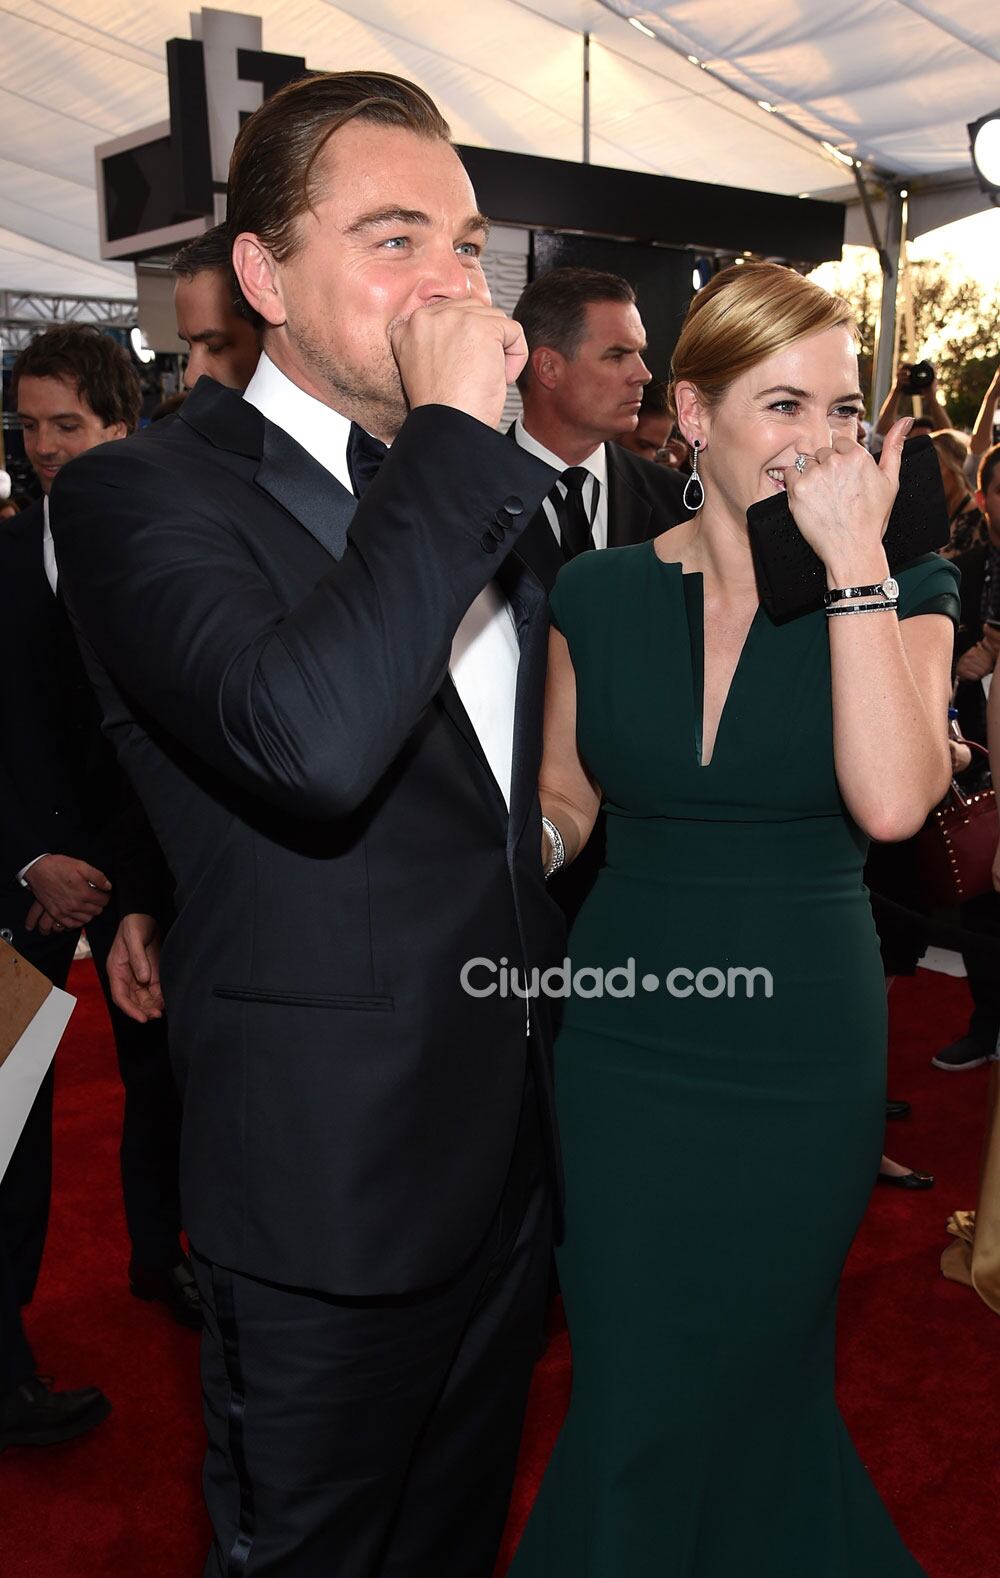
[811,251,1000,431]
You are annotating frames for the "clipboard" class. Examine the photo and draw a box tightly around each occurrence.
[0,936,76,1181]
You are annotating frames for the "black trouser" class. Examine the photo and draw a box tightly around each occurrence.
[0,887,184,1310]
[960,890,1000,1050]
[0,1239,36,1393]
[193,1064,552,1578]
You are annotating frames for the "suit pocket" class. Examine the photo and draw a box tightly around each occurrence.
[212,986,394,1011]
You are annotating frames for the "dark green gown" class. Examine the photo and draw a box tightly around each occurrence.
[510,545,959,1578]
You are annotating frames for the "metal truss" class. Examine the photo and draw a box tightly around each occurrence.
[0,291,136,353]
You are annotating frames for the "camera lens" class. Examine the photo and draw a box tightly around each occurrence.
[909,360,935,390]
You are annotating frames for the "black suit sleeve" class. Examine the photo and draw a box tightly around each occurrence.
[0,753,51,880]
[51,405,555,820]
[111,782,175,922]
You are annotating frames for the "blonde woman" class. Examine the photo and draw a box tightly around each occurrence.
[513,264,958,1577]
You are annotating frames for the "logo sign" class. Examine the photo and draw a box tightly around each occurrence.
[96,8,306,260]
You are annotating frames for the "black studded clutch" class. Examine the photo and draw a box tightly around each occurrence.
[746,435,949,623]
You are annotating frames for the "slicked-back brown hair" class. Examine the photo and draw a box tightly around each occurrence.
[228,71,452,268]
[668,261,856,422]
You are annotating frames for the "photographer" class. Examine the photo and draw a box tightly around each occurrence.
[875,358,951,437]
[967,357,1000,486]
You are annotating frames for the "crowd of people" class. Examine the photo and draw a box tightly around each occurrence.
[0,63,996,1578]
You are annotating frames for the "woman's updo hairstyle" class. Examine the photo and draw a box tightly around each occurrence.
[668,261,857,425]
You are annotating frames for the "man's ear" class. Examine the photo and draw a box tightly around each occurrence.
[106,421,128,442]
[673,380,709,451]
[976,489,986,513]
[531,346,564,394]
[232,234,286,328]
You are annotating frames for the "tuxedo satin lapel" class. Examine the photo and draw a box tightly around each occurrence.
[435,676,507,817]
[498,549,548,851]
[606,446,652,547]
[255,422,355,562]
[436,549,546,832]
[178,378,356,562]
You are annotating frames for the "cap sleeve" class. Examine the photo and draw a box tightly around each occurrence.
[896,553,961,624]
[548,552,600,638]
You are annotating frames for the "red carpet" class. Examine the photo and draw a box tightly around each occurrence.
[1,961,998,1576]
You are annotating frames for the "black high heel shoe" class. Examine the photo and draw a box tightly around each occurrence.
[877,1167,934,1190]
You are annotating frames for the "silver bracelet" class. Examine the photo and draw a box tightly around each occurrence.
[541,816,565,879]
[825,599,898,617]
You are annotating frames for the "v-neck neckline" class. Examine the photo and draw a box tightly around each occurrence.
[650,542,762,770]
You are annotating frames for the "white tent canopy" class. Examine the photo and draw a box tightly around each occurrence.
[2,0,999,298]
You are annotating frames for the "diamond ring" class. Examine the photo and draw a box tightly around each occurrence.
[794,453,808,474]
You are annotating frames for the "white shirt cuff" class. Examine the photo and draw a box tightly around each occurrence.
[17,854,49,887]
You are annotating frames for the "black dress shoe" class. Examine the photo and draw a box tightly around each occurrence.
[129,1255,202,1329]
[885,1099,911,1120]
[0,1376,111,1451]
[877,1168,935,1190]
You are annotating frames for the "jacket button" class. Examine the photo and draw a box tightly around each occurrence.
[494,507,513,528]
[502,495,525,516]
[480,530,498,553]
[489,520,506,541]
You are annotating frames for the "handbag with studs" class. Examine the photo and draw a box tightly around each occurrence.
[916,741,998,906]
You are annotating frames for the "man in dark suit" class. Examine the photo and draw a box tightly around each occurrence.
[52,71,563,1578]
[0,327,197,1450]
[511,267,693,917]
[174,222,263,393]
[510,266,691,586]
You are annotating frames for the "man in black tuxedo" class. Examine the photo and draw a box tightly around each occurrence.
[511,267,693,918]
[52,71,563,1578]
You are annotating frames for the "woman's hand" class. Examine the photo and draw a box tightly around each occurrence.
[783,417,911,587]
[948,738,973,774]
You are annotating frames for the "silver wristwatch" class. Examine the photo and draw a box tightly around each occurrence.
[824,576,899,606]
[542,816,565,879]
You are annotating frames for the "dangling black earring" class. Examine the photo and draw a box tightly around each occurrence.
[683,439,705,512]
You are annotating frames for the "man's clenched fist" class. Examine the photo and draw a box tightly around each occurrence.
[391,300,528,431]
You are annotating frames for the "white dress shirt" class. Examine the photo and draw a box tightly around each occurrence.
[243,354,519,810]
[513,418,608,551]
[42,495,58,595]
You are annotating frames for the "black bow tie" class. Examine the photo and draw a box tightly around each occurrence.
[550,467,596,558]
[347,422,389,499]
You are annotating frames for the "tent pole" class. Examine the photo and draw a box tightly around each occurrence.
[870,187,904,426]
[582,32,591,164]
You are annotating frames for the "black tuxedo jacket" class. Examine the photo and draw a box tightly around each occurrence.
[51,380,564,1297]
[0,499,120,914]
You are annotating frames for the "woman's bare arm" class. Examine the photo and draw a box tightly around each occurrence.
[538,627,602,869]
